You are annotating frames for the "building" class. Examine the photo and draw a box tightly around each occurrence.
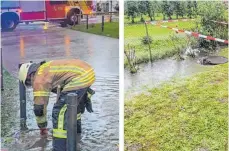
[96,0,119,12]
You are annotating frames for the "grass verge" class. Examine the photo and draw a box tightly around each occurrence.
[72,22,119,38]
[1,69,19,137]
[125,48,228,151]
[124,21,196,67]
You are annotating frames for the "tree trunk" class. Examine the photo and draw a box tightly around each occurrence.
[163,14,165,20]
[152,11,155,20]
[169,15,172,20]
[148,12,153,21]
[131,16,134,23]
[176,14,178,19]
[140,14,144,22]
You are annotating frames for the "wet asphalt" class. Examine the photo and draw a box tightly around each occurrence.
[1,22,119,151]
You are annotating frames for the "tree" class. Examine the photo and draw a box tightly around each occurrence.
[187,1,193,19]
[198,1,228,49]
[193,1,198,18]
[138,1,147,22]
[96,2,102,12]
[145,0,154,21]
[161,1,173,20]
[114,2,119,12]
[174,1,181,19]
[126,1,138,23]
[162,1,169,20]
[167,1,174,19]
[180,1,186,18]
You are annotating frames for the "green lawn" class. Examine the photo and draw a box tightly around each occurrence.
[124,21,196,66]
[72,22,119,38]
[124,14,192,24]
[125,48,228,151]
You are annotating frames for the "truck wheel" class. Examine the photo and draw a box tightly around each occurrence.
[67,10,80,25]
[1,13,18,31]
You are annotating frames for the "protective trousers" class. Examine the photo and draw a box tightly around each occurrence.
[52,88,88,151]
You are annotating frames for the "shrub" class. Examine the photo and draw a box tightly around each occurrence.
[141,36,152,44]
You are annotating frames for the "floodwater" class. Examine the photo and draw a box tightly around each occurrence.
[124,56,212,97]
[1,23,119,150]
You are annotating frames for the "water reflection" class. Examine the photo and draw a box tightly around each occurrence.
[20,37,25,59]
[64,35,71,57]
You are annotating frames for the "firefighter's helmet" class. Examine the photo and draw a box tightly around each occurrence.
[18,62,33,86]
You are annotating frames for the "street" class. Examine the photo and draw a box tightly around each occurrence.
[1,22,119,151]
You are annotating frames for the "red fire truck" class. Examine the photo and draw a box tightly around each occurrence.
[1,0,96,31]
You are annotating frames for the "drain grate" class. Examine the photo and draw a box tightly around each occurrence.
[198,56,228,65]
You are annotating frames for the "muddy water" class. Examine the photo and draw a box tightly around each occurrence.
[1,23,119,150]
[125,57,211,96]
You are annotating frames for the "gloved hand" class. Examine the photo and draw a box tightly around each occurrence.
[85,88,95,113]
[40,128,48,136]
[85,98,93,113]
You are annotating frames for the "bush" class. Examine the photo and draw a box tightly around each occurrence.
[197,1,228,50]
[141,36,152,44]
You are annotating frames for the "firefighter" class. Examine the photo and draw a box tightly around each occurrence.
[18,59,95,151]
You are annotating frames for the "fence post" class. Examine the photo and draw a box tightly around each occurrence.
[110,14,112,23]
[73,13,77,26]
[67,93,78,151]
[19,64,28,130]
[1,48,3,91]
[102,15,104,32]
[144,22,153,62]
[86,14,89,29]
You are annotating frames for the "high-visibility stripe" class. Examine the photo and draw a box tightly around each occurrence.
[33,91,50,96]
[36,115,47,124]
[77,113,81,120]
[64,69,95,88]
[49,69,84,74]
[53,129,67,138]
[87,92,92,99]
[72,69,95,83]
[65,75,95,88]
[70,68,94,82]
[37,61,52,75]
[50,66,86,72]
[76,73,95,83]
[58,104,67,130]
[54,105,81,138]
[64,77,95,89]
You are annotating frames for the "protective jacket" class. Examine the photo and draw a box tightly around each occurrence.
[32,59,95,127]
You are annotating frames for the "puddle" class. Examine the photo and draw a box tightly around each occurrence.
[1,74,119,151]
[125,57,211,97]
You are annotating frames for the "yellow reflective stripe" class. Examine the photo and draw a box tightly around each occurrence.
[37,61,52,75]
[33,91,50,96]
[87,92,92,99]
[66,69,95,86]
[53,129,67,138]
[58,104,67,130]
[49,66,86,74]
[79,73,95,83]
[36,115,47,124]
[68,68,94,82]
[77,113,81,120]
[64,77,95,89]
[70,73,95,85]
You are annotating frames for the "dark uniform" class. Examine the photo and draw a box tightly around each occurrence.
[31,59,95,151]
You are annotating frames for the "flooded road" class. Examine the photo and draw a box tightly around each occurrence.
[125,57,211,97]
[1,23,119,150]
